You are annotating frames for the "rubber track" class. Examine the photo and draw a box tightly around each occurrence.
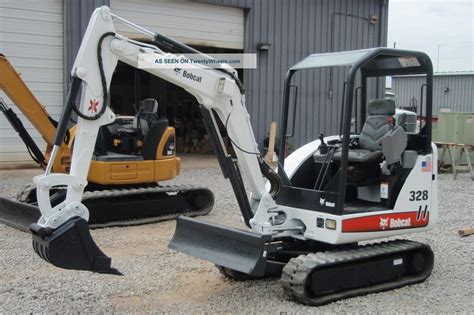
[280,239,433,306]
[16,184,214,229]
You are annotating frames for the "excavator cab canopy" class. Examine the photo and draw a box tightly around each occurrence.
[278,47,434,215]
[290,48,433,76]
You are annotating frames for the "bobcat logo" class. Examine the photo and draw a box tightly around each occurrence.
[379,217,389,229]
[174,67,182,75]
[319,197,335,208]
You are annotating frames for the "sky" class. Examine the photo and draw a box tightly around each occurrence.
[387,0,474,72]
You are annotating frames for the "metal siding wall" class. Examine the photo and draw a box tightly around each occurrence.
[0,0,64,163]
[392,75,474,115]
[197,0,387,148]
[110,0,244,49]
[66,0,387,149]
[64,0,110,90]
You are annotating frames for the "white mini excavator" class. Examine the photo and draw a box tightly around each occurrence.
[30,6,438,305]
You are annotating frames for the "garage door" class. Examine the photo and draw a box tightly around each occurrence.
[0,0,64,165]
[111,0,244,49]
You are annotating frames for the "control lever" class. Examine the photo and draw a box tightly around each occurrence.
[318,133,328,154]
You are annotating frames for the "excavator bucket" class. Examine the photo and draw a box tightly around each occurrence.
[169,216,271,276]
[0,197,40,232]
[30,217,120,274]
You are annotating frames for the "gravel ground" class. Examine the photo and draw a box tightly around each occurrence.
[0,158,473,313]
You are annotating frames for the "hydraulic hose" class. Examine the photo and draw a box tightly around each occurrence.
[70,32,116,121]
[258,156,282,199]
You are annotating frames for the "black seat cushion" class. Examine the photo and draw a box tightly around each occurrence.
[333,149,383,163]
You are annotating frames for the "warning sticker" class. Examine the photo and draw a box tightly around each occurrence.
[380,182,389,199]
[398,57,420,68]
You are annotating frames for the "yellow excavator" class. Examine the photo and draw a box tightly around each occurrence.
[0,54,213,231]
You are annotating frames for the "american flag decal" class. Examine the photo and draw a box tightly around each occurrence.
[421,158,432,172]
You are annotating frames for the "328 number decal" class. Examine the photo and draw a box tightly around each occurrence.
[409,190,428,201]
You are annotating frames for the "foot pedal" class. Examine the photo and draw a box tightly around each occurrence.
[169,216,272,277]
[30,217,120,274]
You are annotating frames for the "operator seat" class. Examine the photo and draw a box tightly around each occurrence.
[131,98,159,137]
[94,99,161,158]
[313,99,407,186]
[332,99,399,163]
[132,98,170,160]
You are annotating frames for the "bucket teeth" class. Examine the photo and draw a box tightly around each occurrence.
[32,241,51,263]
[30,217,120,275]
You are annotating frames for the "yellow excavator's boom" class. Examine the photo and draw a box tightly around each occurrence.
[0,54,57,145]
[0,54,72,172]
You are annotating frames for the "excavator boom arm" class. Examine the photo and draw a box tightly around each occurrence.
[35,6,268,230]
[29,5,281,275]
[0,55,57,146]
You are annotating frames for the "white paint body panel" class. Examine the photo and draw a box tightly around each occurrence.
[258,138,438,244]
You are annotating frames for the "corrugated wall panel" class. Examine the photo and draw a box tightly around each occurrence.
[392,74,474,115]
[198,0,387,148]
[0,0,64,164]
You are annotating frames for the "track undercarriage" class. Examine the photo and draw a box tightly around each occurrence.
[0,183,214,231]
[170,216,434,306]
[218,239,433,305]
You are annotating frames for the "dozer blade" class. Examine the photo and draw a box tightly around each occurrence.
[169,216,271,277]
[0,197,40,232]
[30,217,120,274]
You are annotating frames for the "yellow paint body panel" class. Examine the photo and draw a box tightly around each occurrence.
[88,157,180,185]
[156,127,175,159]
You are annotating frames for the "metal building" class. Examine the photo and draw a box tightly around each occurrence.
[0,0,388,164]
[392,72,474,115]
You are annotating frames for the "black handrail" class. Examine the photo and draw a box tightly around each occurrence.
[286,84,299,138]
[278,70,295,167]
[420,83,427,122]
[339,81,348,137]
[354,86,362,134]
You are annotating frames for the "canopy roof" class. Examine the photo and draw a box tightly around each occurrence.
[290,47,433,77]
